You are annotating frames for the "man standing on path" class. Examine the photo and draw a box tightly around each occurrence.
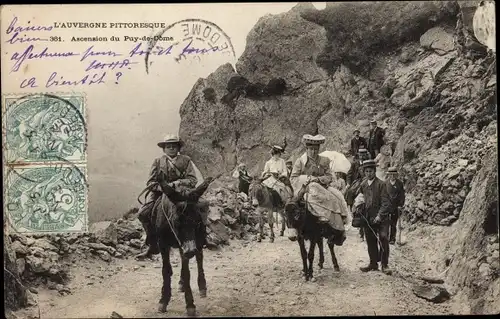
[350,129,368,158]
[346,148,371,241]
[357,159,391,274]
[385,167,406,245]
[368,120,386,159]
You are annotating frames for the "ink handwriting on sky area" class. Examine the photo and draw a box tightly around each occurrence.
[5,16,53,45]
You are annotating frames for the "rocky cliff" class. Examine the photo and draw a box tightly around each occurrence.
[178,1,498,314]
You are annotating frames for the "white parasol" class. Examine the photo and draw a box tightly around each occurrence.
[320,151,352,174]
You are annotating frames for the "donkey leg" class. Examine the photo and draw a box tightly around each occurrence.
[328,242,340,271]
[258,210,264,242]
[307,240,316,281]
[180,254,196,316]
[269,211,275,243]
[158,245,172,313]
[317,239,325,270]
[178,250,185,293]
[196,250,207,298]
[298,237,308,279]
[280,211,286,237]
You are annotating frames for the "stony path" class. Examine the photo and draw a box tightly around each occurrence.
[22,227,455,318]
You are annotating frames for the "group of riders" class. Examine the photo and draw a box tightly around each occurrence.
[136,123,405,274]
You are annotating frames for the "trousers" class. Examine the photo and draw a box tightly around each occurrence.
[363,221,390,266]
[389,209,400,242]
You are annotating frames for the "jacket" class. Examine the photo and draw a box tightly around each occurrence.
[346,160,364,185]
[291,155,333,186]
[146,154,198,191]
[385,179,405,211]
[357,177,391,221]
[350,136,368,156]
[368,127,385,151]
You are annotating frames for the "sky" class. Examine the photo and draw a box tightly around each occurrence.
[1,3,327,221]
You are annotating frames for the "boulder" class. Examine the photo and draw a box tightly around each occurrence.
[412,284,451,303]
[86,243,116,255]
[12,240,28,256]
[116,223,142,241]
[32,238,58,252]
[420,27,455,53]
[207,220,230,245]
[90,221,118,246]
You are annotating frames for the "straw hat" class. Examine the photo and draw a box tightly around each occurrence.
[302,134,325,145]
[157,134,184,148]
[362,159,377,169]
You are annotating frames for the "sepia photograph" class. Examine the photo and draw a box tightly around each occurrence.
[2,1,498,318]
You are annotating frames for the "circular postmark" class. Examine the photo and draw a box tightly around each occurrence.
[5,162,88,233]
[5,93,87,163]
[144,19,236,73]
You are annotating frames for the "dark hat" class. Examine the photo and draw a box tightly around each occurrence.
[271,145,284,152]
[353,129,360,134]
[370,120,377,124]
[158,134,184,148]
[286,159,293,164]
[362,159,377,169]
[388,166,398,173]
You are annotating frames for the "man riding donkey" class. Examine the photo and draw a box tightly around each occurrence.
[346,148,371,241]
[285,134,350,246]
[136,134,210,261]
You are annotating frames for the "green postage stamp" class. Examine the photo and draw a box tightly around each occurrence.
[4,93,87,164]
[3,93,88,234]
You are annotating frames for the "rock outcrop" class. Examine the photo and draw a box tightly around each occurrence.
[177,1,497,314]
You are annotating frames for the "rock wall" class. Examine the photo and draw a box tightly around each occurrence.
[177,1,498,313]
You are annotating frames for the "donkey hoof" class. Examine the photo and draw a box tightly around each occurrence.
[178,286,185,293]
[269,237,274,243]
[334,265,340,272]
[257,237,262,243]
[199,289,207,298]
[318,264,324,270]
[186,307,197,317]
[280,231,284,237]
[158,302,167,313]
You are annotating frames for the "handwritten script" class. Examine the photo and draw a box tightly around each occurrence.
[5,16,227,88]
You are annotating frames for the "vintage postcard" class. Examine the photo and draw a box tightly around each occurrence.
[2,2,498,319]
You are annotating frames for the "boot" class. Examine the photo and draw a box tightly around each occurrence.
[381,264,392,275]
[135,226,159,260]
[360,263,378,272]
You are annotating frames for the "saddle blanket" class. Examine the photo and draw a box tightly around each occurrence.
[291,175,349,232]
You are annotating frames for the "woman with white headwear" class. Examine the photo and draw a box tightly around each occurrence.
[261,145,293,205]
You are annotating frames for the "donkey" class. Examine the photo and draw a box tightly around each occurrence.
[248,177,289,242]
[151,173,217,317]
[285,181,343,281]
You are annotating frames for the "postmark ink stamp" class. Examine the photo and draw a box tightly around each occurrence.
[144,19,237,73]
[5,162,88,234]
[4,93,87,164]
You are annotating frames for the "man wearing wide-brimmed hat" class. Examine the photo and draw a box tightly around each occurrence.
[385,167,405,245]
[136,134,199,260]
[286,134,349,246]
[356,159,391,274]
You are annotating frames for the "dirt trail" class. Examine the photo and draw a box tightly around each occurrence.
[19,227,457,318]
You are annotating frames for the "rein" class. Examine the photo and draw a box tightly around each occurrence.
[160,194,184,248]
